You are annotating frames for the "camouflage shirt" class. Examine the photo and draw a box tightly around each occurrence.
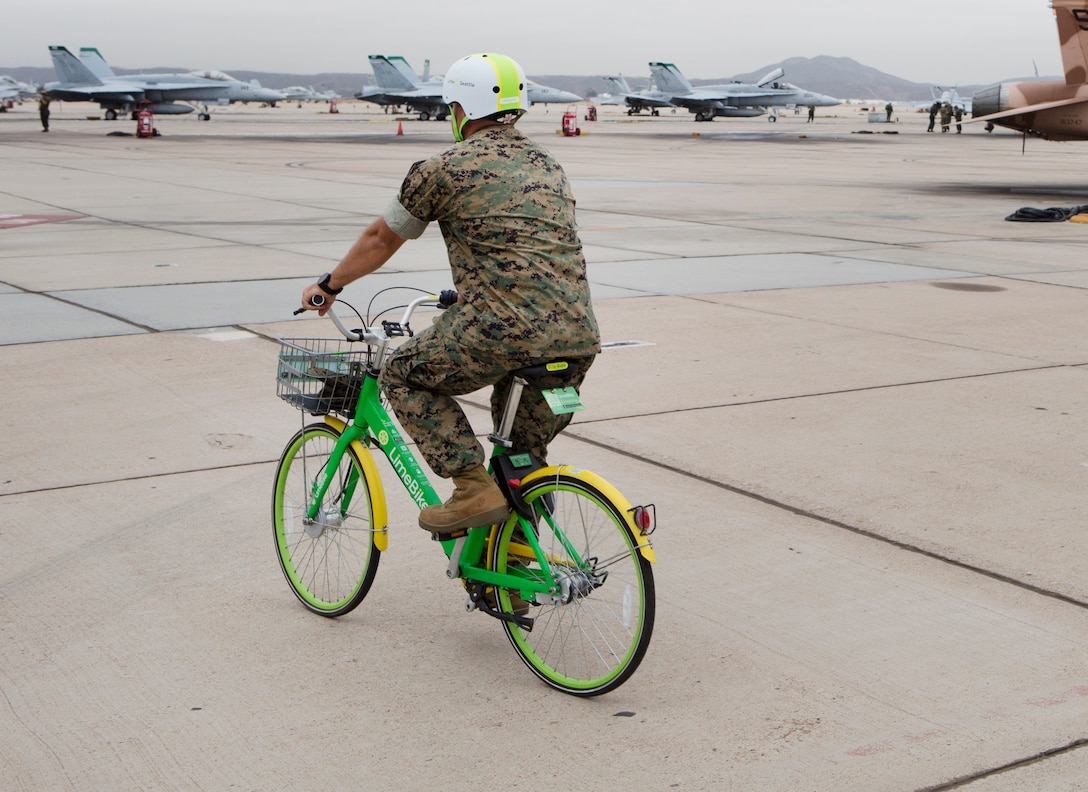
[383,125,600,359]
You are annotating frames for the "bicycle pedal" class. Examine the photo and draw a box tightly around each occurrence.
[431,528,469,542]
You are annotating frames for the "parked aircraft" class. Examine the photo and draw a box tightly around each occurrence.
[525,81,583,105]
[599,75,676,115]
[281,85,339,102]
[933,85,971,113]
[72,49,283,119]
[357,55,448,118]
[0,75,39,106]
[356,55,581,120]
[186,70,286,110]
[44,46,229,119]
[648,62,841,121]
[972,0,1088,142]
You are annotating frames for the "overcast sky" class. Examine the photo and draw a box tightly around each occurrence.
[5,1,1064,86]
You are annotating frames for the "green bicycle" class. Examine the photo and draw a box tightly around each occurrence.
[272,289,656,696]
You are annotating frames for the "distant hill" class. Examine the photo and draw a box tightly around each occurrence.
[4,55,1039,103]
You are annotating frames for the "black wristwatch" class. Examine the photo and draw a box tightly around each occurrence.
[316,272,343,296]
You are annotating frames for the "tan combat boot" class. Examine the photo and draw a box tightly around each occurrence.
[419,465,510,534]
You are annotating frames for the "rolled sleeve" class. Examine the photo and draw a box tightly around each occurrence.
[382,198,429,240]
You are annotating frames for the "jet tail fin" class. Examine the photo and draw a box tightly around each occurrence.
[369,55,420,92]
[649,62,693,95]
[49,46,102,87]
[79,48,117,81]
[1052,0,1088,85]
[604,75,633,94]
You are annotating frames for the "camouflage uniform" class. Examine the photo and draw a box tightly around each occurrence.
[380,125,600,478]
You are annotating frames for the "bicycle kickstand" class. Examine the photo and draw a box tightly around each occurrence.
[464,581,534,631]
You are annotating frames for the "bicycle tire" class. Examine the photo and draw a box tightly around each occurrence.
[272,423,381,617]
[489,471,655,696]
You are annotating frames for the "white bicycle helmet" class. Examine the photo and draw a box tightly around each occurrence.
[443,52,529,141]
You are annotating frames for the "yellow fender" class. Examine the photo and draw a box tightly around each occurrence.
[520,465,656,563]
[323,416,390,552]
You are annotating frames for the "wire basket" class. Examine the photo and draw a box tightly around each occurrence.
[276,338,375,416]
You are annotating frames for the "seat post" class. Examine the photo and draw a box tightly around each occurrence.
[488,376,527,449]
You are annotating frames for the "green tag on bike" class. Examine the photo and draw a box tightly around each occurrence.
[542,386,583,415]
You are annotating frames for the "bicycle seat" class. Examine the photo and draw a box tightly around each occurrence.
[511,360,583,390]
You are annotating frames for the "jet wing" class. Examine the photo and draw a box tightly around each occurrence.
[666,95,726,111]
[971,94,1088,124]
[43,84,140,104]
[372,89,444,107]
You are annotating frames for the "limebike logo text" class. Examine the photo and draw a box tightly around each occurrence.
[389,448,429,510]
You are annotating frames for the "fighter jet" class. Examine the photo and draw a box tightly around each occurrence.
[356,55,581,121]
[972,0,1088,142]
[355,55,449,120]
[280,85,338,103]
[44,45,229,119]
[933,85,972,113]
[598,75,676,115]
[73,49,283,119]
[186,70,286,111]
[648,62,841,122]
[0,75,40,106]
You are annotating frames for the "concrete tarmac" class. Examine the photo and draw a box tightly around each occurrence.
[2,102,1087,791]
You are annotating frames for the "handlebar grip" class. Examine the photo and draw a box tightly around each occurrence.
[292,293,326,316]
[438,289,458,308]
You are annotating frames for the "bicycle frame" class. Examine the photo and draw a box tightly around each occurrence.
[298,296,607,609]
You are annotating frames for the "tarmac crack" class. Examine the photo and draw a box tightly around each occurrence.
[915,737,1088,791]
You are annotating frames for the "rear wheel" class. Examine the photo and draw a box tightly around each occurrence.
[490,472,655,696]
[272,423,381,617]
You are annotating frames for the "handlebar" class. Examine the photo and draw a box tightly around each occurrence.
[295,289,458,343]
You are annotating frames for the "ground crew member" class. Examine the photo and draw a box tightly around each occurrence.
[927,101,939,132]
[955,105,964,134]
[300,52,599,534]
[39,93,50,132]
[940,102,953,133]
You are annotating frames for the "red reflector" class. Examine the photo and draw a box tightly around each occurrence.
[508,479,521,488]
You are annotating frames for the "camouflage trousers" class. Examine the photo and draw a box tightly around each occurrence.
[380,325,594,479]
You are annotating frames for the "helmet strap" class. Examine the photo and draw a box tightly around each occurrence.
[450,105,472,142]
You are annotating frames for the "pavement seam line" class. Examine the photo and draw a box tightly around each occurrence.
[915,737,1088,791]
[564,430,1088,611]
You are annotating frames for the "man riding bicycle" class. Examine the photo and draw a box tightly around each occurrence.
[301,52,600,535]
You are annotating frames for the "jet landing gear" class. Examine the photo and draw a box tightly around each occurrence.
[416,108,449,122]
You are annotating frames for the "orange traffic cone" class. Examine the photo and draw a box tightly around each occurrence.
[397,121,403,136]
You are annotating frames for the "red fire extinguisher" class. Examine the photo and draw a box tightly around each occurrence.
[136,100,155,138]
[562,105,580,137]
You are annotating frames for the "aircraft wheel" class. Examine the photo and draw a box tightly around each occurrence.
[105,109,117,121]
[419,110,431,121]
[768,115,777,123]
[200,113,210,121]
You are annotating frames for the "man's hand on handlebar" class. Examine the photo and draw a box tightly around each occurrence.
[300,283,333,316]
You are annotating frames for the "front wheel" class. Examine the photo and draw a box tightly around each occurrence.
[489,472,655,696]
[272,423,381,617]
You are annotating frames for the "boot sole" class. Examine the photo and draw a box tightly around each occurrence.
[418,505,511,534]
